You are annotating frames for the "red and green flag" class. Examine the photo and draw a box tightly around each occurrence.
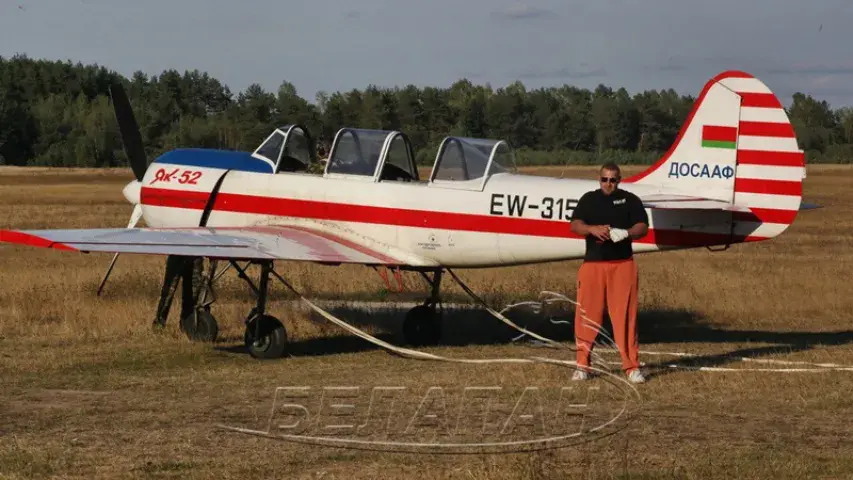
[701,125,738,149]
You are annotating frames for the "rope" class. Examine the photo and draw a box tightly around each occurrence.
[269,269,624,375]
[271,268,853,375]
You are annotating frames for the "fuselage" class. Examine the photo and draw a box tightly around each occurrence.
[132,159,754,268]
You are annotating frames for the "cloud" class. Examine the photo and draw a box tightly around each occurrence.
[728,66,853,106]
[515,66,607,80]
[653,58,853,78]
[651,55,734,73]
[763,64,853,76]
[492,4,557,20]
[798,75,853,97]
[657,63,687,72]
[455,71,486,80]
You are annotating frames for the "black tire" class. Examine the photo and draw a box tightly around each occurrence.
[180,308,218,342]
[245,315,287,359]
[402,305,441,346]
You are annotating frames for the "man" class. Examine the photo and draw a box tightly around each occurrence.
[569,162,649,383]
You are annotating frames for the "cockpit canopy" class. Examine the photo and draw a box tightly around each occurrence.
[252,124,314,173]
[249,124,517,190]
[324,128,418,182]
[429,136,517,187]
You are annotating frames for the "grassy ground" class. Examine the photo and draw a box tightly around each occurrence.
[1,165,852,479]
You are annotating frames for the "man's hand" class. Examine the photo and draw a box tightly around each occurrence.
[571,220,610,241]
[609,228,629,242]
[587,225,610,241]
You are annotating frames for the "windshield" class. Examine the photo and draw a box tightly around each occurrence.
[326,128,395,176]
[254,131,285,164]
[431,137,516,182]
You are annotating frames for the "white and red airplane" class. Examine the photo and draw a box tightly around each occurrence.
[0,70,816,358]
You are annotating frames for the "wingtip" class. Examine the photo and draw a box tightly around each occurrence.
[0,230,78,251]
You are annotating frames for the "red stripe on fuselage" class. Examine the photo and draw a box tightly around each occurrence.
[140,187,784,247]
[144,187,580,239]
[141,188,209,210]
[643,229,765,246]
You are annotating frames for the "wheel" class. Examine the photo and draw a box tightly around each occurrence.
[245,314,288,359]
[180,308,218,342]
[402,305,442,346]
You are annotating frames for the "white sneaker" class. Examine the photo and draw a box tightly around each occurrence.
[627,369,646,384]
[572,370,589,381]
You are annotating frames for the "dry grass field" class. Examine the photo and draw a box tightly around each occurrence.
[1,164,852,479]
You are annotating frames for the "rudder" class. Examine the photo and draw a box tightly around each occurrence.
[728,73,805,236]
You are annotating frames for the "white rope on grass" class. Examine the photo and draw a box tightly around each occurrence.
[445,270,853,374]
[273,268,853,375]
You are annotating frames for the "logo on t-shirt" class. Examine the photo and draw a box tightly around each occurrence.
[613,198,626,205]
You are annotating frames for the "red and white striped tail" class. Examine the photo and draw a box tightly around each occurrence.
[625,70,806,240]
[725,72,805,237]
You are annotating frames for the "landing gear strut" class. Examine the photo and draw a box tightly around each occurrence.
[179,257,219,342]
[402,269,443,346]
[231,260,288,359]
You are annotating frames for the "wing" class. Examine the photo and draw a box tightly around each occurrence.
[0,225,434,266]
[639,194,753,213]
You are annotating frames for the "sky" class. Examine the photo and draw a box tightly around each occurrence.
[3,0,853,107]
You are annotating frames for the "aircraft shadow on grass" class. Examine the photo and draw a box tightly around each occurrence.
[214,301,853,377]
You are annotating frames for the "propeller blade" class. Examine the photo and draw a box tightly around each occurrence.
[108,83,148,182]
[96,204,144,296]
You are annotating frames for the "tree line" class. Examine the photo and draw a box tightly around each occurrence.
[1,54,851,168]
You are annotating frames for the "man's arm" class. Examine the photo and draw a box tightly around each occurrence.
[609,193,650,243]
[572,219,610,241]
[571,192,609,241]
[570,219,591,236]
[624,193,650,240]
[626,222,648,240]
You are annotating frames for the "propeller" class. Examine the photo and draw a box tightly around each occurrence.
[96,84,150,296]
[109,83,148,182]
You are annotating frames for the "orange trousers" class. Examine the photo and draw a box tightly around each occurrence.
[574,259,640,373]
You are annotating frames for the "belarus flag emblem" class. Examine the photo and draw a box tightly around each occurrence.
[701,125,738,149]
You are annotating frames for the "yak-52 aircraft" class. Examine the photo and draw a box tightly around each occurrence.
[0,70,816,359]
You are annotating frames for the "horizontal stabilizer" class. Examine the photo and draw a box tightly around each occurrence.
[640,194,753,213]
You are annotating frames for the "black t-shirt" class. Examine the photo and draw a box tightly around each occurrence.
[571,188,649,261]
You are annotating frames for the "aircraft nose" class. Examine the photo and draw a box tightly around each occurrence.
[122,180,142,205]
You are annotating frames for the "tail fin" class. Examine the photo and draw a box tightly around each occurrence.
[625,70,806,238]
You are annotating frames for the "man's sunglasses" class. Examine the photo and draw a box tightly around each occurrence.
[600,177,619,184]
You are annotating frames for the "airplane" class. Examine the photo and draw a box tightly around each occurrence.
[0,70,817,359]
